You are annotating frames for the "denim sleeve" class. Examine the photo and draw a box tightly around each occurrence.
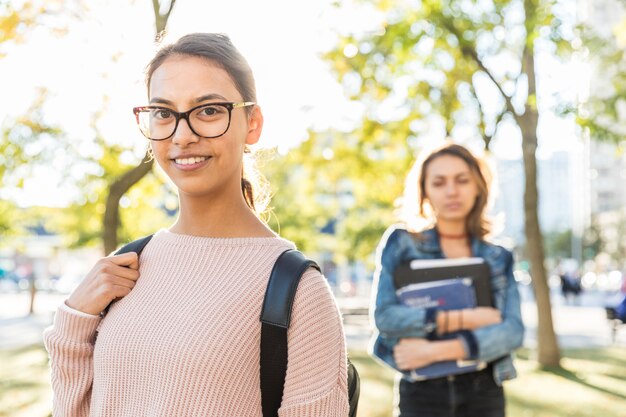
[370,227,438,349]
[469,250,525,362]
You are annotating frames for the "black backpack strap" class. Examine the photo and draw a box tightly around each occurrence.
[259,249,320,417]
[114,234,154,256]
[101,234,154,316]
[347,359,360,417]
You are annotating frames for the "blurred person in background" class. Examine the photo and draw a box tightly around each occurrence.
[370,143,524,417]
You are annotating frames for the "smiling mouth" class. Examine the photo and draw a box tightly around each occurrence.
[173,156,211,165]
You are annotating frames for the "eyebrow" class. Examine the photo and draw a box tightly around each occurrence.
[149,93,229,105]
[431,172,471,180]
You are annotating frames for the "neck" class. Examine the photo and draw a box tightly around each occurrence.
[436,220,468,239]
[171,188,275,238]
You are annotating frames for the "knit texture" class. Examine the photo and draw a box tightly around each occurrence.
[44,230,349,417]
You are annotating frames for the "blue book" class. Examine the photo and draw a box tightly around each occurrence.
[394,260,491,381]
[396,277,476,310]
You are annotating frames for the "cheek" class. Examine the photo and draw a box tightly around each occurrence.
[466,186,480,207]
[150,142,169,165]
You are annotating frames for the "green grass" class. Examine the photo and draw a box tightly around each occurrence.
[0,344,52,417]
[353,347,626,417]
[504,347,626,417]
[1,345,625,417]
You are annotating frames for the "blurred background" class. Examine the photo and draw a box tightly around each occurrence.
[1,0,625,416]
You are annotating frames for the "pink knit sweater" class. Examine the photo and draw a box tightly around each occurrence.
[44,230,349,417]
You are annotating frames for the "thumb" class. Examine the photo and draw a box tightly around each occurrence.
[109,252,139,270]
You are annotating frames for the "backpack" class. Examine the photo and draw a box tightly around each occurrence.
[113,236,360,417]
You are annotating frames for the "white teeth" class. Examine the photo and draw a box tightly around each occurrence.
[174,156,209,165]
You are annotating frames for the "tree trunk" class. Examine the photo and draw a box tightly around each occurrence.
[28,272,36,315]
[103,154,154,255]
[518,39,561,367]
[101,0,176,255]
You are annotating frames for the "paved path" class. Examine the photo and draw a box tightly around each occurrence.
[340,288,626,351]
[1,289,624,351]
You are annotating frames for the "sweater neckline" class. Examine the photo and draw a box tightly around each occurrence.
[155,228,296,248]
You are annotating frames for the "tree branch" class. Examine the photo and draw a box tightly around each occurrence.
[440,18,518,117]
[151,0,159,20]
[166,0,177,18]
[461,44,517,116]
[152,0,177,38]
[470,80,507,150]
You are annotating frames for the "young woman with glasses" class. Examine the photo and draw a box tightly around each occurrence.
[370,143,524,417]
[44,33,349,417]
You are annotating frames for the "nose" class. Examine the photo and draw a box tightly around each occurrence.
[445,182,458,196]
[171,117,199,147]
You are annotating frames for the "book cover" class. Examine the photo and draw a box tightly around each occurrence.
[393,259,492,381]
[394,257,493,307]
[396,277,476,310]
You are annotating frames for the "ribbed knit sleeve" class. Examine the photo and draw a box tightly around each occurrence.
[278,268,350,417]
[43,305,102,417]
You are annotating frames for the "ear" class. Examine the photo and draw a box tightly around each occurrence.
[245,105,263,145]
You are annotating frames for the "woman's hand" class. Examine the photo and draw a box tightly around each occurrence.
[394,338,467,371]
[437,307,502,334]
[393,338,435,370]
[66,252,140,315]
[462,307,502,330]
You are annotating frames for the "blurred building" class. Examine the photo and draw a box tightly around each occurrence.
[492,152,576,244]
[583,0,626,214]
[589,142,626,213]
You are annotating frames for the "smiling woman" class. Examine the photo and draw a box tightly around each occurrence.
[43,33,350,417]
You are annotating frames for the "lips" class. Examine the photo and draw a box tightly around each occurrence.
[170,155,212,171]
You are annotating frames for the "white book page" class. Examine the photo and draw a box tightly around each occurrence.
[409,257,485,270]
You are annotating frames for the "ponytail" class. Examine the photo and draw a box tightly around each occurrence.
[241,146,270,219]
[241,177,255,211]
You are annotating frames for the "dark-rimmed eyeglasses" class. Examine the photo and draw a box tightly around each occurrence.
[132,101,255,141]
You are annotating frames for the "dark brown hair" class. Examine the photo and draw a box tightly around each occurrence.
[401,143,491,239]
[145,33,267,213]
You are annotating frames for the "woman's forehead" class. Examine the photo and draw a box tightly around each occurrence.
[426,155,471,176]
[149,55,239,104]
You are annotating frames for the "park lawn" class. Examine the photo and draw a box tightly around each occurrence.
[1,345,624,417]
[350,347,626,417]
[0,344,51,417]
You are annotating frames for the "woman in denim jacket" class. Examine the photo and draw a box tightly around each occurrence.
[370,143,524,417]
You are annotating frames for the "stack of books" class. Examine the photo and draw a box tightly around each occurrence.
[393,257,493,381]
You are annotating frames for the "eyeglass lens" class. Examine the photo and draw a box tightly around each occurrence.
[137,104,230,140]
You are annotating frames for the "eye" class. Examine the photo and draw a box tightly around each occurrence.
[195,105,226,121]
[151,108,174,120]
[200,106,219,116]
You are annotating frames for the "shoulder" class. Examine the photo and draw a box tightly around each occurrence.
[479,239,514,270]
[378,223,412,250]
[290,267,343,339]
[484,241,513,258]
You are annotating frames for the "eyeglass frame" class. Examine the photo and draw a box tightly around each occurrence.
[132,101,256,141]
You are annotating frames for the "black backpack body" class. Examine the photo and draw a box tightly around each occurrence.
[114,237,360,417]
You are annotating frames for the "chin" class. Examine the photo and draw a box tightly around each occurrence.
[439,212,471,222]
[172,181,217,198]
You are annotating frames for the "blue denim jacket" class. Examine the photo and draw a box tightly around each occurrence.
[369,224,524,385]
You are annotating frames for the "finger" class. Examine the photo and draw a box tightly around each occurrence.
[112,285,133,298]
[108,252,139,269]
[102,274,137,289]
[102,264,140,281]
[396,360,409,370]
[394,353,403,365]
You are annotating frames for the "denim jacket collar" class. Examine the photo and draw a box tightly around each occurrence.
[414,227,484,257]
